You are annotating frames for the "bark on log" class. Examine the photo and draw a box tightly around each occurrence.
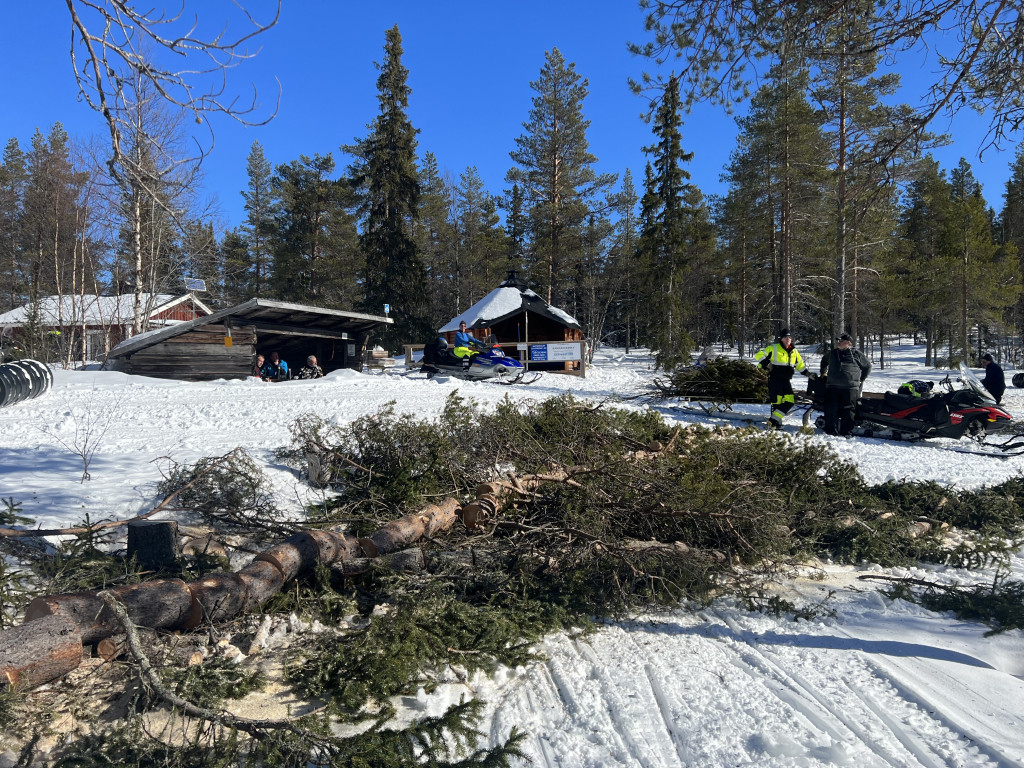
[0,614,82,689]
[237,559,286,613]
[369,498,459,556]
[182,573,250,629]
[331,547,497,576]
[24,579,194,644]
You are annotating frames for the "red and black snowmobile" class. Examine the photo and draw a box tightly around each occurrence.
[809,363,1012,441]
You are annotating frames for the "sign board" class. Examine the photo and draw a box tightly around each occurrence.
[516,343,528,351]
[383,304,390,314]
[549,342,582,361]
[184,278,206,291]
[529,345,548,361]
[347,344,356,357]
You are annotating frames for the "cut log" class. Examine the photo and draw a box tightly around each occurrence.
[127,520,180,570]
[24,579,193,644]
[237,559,285,612]
[182,572,250,629]
[331,547,497,577]
[0,614,82,689]
[370,498,460,555]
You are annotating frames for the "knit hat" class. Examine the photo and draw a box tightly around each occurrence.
[838,333,852,342]
[982,353,994,362]
[779,328,792,338]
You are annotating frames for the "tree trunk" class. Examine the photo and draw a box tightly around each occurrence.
[24,579,194,644]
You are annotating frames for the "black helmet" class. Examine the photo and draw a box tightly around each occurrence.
[437,337,448,350]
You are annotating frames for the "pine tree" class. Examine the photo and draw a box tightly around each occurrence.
[605,169,640,352]
[507,48,616,305]
[349,25,430,347]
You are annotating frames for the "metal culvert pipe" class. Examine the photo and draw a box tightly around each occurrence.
[0,360,53,407]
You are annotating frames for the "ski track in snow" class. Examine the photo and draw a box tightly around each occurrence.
[2,346,1024,766]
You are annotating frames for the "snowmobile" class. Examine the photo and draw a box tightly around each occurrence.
[808,362,1012,441]
[420,336,537,384]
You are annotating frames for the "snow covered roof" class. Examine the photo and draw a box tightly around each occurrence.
[0,293,212,328]
[439,276,581,332]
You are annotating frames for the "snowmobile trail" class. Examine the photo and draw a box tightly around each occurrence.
[486,606,1013,767]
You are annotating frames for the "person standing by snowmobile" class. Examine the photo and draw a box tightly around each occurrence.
[981,353,1005,404]
[754,329,814,429]
[819,333,871,436]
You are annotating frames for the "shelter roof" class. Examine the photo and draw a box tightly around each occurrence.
[107,298,392,358]
[439,274,580,332]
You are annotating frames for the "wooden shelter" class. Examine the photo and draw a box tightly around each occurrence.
[106,299,392,381]
[439,272,583,371]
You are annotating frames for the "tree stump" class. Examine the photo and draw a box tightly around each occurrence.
[128,520,180,570]
[0,614,82,689]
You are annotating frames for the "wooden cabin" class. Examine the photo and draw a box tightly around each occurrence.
[439,272,584,372]
[0,294,212,361]
[106,299,393,381]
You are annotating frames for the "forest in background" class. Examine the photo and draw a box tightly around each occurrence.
[3,3,1024,371]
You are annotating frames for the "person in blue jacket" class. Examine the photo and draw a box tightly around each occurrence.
[261,351,289,381]
[452,321,488,363]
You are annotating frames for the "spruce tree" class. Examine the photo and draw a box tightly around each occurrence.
[415,152,456,327]
[0,138,27,313]
[948,159,1019,363]
[349,25,430,347]
[241,140,275,298]
[270,153,361,308]
[637,75,709,369]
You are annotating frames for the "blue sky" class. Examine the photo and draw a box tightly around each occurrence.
[0,1,1018,233]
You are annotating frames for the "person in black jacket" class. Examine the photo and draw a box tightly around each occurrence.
[981,353,1005,404]
[819,333,872,436]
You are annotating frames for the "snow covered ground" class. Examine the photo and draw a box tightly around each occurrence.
[1,342,1023,767]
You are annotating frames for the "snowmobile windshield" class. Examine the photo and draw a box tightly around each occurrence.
[958,362,996,404]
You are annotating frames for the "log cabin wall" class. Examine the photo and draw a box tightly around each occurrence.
[121,324,256,381]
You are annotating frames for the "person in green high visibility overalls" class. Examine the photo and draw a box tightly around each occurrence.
[754,328,815,429]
